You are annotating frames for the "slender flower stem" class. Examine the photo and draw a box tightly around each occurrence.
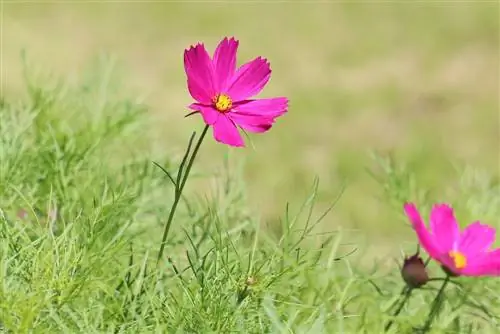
[385,285,414,332]
[156,125,210,265]
[421,274,451,333]
[385,254,430,332]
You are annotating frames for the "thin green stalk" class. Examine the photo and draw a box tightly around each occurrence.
[156,125,209,265]
[384,285,413,332]
[421,274,451,333]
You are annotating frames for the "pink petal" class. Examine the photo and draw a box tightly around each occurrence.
[227,57,271,101]
[404,203,441,260]
[429,204,460,252]
[184,43,216,104]
[466,264,500,276]
[458,221,496,258]
[461,249,500,276]
[212,114,245,147]
[188,103,219,125]
[232,97,288,119]
[228,113,274,133]
[212,37,239,92]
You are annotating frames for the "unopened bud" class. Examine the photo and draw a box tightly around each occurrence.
[246,276,257,286]
[401,254,429,288]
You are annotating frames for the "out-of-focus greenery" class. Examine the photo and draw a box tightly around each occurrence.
[4,2,499,247]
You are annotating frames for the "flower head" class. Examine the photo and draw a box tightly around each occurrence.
[404,203,500,276]
[184,37,288,147]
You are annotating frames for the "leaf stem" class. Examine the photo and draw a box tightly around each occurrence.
[421,274,451,333]
[385,285,414,332]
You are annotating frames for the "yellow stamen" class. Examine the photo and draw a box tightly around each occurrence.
[448,250,467,269]
[213,94,232,112]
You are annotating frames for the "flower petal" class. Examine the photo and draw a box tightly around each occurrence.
[188,103,219,125]
[184,43,216,104]
[212,115,245,147]
[228,113,274,133]
[227,57,271,101]
[212,37,239,92]
[429,204,460,252]
[458,221,496,258]
[461,249,500,276]
[232,97,288,119]
[404,203,442,261]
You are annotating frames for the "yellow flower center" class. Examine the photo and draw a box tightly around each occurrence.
[449,250,467,269]
[213,94,232,112]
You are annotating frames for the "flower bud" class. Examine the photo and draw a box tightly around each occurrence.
[401,254,429,288]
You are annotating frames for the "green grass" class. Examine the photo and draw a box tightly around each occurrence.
[1,2,500,332]
[1,53,499,333]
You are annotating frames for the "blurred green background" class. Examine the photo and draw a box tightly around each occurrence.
[3,2,499,252]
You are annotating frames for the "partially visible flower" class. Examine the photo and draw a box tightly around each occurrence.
[404,202,500,276]
[401,253,429,288]
[184,37,288,147]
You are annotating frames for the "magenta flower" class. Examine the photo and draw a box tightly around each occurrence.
[184,37,288,147]
[404,203,500,276]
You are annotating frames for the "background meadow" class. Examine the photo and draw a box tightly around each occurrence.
[1,2,499,332]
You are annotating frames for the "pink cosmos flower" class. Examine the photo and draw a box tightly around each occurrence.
[404,202,500,276]
[184,37,288,147]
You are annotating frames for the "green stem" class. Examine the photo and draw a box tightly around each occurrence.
[385,286,414,332]
[156,125,210,265]
[421,275,451,333]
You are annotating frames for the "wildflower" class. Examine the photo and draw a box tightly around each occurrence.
[401,252,429,288]
[404,203,500,276]
[184,37,288,147]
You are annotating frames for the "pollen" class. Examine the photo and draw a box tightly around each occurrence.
[213,94,232,112]
[449,250,467,269]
